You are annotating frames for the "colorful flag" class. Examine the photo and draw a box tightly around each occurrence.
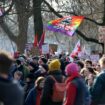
[38,31,45,49]
[47,16,84,36]
[33,34,38,47]
[70,40,81,58]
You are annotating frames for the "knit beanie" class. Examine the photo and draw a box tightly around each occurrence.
[65,63,79,75]
[48,59,61,72]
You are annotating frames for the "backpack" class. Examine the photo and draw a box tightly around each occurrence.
[50,75,66,102]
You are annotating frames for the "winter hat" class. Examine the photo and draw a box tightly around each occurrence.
[65,63,79,75]
[18,57,25,62]
[49,59,61,72]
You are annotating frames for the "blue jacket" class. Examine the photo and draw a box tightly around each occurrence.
[25,87,37,105]
[91,70,105,105]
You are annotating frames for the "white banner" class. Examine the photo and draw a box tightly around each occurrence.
[42,44,49,54]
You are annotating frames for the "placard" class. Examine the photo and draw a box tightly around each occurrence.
[90,54,100,63]
[42,44,49,54]
[30,47,40,56]
[49,44,58,52]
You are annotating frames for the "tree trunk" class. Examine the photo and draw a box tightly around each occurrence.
[14,0,29,53]
[33,0,43,42]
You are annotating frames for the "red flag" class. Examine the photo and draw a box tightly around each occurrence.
[33,34,38,47]
[38,31,45,49]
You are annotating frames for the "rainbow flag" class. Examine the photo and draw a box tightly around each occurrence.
[47,16,84,36]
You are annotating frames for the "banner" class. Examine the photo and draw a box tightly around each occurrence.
[47,16,84,36]
[42,44,49,54]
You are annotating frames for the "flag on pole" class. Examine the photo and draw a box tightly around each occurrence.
[70,40,81,58]
[33,34,38,47]
[38,31,45,49]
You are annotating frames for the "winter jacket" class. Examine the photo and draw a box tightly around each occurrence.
[63,73,90,105]
[25,87,42,105]
[91,70,105,105]
[25,81,34,98]
[40,70,64,105]
[25,88,36,105]
[0,76,24,105]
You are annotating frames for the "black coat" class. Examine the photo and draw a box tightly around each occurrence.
[0,77,24,105]
[40,70,63,105]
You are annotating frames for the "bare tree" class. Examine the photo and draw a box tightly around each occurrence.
[0,0,30,53]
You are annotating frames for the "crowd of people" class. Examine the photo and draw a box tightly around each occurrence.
[0,50,105,105]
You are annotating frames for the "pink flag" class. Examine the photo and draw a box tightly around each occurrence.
[70,40,81,58]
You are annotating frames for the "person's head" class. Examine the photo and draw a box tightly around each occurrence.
[99,57,105,70]
[0,50,14,75]
[76,61,84,72]
[80,68,90,78]
[32,56,39,64]
[48,59,61,73]
[35,76,45,89]
[95,64,101,73]
[38,57,47,65]
[18,57,25,65]
[84,60,92,68]
[14,71,23,80]
[27,62,34,71]
[26,73,35,83]
[65,63,79,76]
[16,59,21,66]
[87,67,97,76]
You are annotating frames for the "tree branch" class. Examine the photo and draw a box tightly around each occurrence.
[44,0,63,18]
[0,0,14,17]
[44,0,104,45]
[0,20,17,42]
[44,0,105,26]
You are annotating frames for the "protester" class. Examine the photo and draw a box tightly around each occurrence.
[84,60,92,68]
[25,73,35,98]
[0,50,24,105]
[34,64,48,79]
[91,57,105,105]
[38,57,48,65]
[13,70,24,86]
[40,59,65,105]
[76,60,84,72]
[80,67,90,80]
[25,76,45,105]
[63,63,91,105]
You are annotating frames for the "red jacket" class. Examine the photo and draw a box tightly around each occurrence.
[63,72,80,105]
